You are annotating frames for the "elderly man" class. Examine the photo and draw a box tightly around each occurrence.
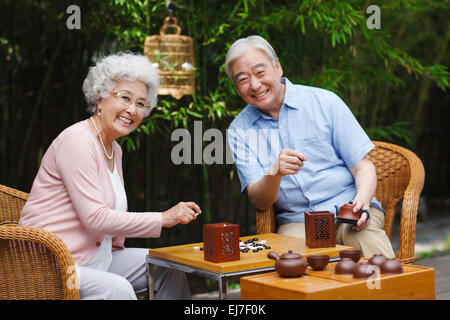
[226,35,394,258]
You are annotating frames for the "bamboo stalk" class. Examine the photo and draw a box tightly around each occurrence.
[414,28,449,126]
[145,133,151,211]
[15,35,65,186]
[0,67,7,184]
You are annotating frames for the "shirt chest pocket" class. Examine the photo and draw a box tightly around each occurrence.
[293,136,341,168]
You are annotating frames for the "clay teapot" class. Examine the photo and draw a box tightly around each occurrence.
[335,201,371,225]
[267,250,308,277]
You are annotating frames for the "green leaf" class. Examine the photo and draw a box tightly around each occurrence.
[299,15,306,34]
[186,110,203,118]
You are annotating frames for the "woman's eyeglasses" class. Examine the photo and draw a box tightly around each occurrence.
[110,90,151,113]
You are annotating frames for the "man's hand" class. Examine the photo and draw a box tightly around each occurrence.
[351,200,370,231]
[349,156,377,232]
[248,149,307,211]
[162,202,201,228]
[267,149,308,176]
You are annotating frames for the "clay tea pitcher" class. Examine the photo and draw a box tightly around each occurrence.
[335,201,371,225]
[267,250,308,277]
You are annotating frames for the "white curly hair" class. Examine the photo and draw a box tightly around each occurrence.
[82,52,159,117]
[225,35,279,81]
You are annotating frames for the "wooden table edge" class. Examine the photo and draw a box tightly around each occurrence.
[148,233,352,274]
[240,262,436,300]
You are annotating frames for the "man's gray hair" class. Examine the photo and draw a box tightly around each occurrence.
[225,35,279,80]
[82,52,160,117]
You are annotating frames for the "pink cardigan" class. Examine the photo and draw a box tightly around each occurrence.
[19,120,162,265]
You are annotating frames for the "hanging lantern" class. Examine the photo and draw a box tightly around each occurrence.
[144,16,196,100]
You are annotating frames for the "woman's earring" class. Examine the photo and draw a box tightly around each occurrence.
[97,100,103,116]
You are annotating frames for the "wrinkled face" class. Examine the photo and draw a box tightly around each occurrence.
[97,79,147,141]
[230,48,284,115]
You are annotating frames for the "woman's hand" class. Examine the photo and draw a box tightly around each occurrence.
[162,202,202,228]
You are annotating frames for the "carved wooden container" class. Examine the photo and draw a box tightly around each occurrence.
[203,223,240,263]
[304,211,336,248]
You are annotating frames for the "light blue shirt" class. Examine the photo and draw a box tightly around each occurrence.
[227,78,383,225]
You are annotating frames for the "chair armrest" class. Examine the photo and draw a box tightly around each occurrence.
[397,149,425,264]
[0,225,80,299]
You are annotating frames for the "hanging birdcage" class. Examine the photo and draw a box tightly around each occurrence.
[144,16,196,100]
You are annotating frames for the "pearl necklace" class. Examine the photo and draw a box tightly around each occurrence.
[89,117,114,160]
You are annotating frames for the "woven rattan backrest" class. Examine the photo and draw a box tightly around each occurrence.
[0,184,29,223]
[367,142,412,238]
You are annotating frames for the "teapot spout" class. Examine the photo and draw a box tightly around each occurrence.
[267,251,279,261]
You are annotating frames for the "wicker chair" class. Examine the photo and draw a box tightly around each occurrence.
[0,184,80,299]
[0,184,28,224]
[255,141,425,264]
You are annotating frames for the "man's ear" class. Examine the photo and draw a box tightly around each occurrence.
[234,84,242,97]
[231,78,242,96]
[275,60,283,78]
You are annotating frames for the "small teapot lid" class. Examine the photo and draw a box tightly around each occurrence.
[341,201,355,208]
[280,250,302,260]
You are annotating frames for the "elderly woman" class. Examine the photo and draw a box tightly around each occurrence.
[19,52,200,299]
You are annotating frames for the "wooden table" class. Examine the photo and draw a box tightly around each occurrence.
[240,259,435,300]
[147,233,353,299]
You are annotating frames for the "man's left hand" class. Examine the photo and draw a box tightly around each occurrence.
[352,200,370,231]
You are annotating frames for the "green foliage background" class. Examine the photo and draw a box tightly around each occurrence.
[1,0,449,247]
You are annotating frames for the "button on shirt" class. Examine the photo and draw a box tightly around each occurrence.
[227,78,383,225]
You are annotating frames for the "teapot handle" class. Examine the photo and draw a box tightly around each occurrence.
[358,209,371,221]
[334,205,340,215]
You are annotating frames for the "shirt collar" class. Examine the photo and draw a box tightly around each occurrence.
[246,77,300,124]
[282,78,301,110]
